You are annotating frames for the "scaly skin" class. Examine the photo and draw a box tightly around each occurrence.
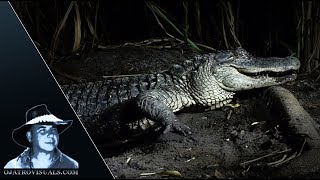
[61,48,300,137]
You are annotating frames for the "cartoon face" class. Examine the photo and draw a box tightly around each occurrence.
[28,124,59,152]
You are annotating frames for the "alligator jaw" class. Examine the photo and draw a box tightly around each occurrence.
[238,69,298,81]
[214,54,301,91]
[215,66,298,92]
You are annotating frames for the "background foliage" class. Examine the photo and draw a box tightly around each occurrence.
[10,0,320,80]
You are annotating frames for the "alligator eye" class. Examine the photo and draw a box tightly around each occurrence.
[235,48,250,58]
[215,52,234,62]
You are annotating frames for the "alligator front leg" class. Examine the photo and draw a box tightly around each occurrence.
[136,91,192,136]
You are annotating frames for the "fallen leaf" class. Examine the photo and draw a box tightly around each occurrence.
[226,103,240,108]
[185,157,195,162]
[125,157,132,164]
[159,170,182,177]
[251,122,259,126]
[140,172,157,176]
[214,169,225,179]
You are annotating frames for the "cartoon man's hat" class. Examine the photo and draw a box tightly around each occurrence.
[12,104,73,148]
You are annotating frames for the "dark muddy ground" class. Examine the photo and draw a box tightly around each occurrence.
[53,47,320,179]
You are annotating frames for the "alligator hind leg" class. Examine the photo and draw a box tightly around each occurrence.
[136,92,192,136]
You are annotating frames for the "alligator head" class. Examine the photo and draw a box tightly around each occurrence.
[212,48,300,91]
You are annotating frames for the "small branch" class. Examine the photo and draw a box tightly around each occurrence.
[240,148,292,167]
[267,154,287,166]
[296,138,307,157]
[270,152,298,167]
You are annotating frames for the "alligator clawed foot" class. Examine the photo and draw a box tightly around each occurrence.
[163,120,192,136]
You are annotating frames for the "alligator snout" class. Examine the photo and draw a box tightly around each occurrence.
[287,56,301,70]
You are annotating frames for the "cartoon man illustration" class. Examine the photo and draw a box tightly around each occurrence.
[4,104,79,169]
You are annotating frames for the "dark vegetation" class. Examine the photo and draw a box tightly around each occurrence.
[10,0,320,81]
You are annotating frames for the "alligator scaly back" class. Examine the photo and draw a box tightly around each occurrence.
[61,54,206,118]
[60,55,209,145]
[60,48,300,145]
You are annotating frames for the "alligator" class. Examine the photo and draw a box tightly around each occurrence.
[61,48,300,145]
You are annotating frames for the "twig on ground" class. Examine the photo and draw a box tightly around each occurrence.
[269,152,298,167]
[296,138,307,157]
[267,154,288,166]
[240,148,292,167]
[227,110,233,120]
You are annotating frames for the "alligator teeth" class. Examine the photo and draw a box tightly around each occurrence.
[243,70,296,78]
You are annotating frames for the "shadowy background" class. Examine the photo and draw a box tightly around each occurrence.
[10,0,320,81]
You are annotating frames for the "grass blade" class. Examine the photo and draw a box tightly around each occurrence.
[72,2,81,53]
